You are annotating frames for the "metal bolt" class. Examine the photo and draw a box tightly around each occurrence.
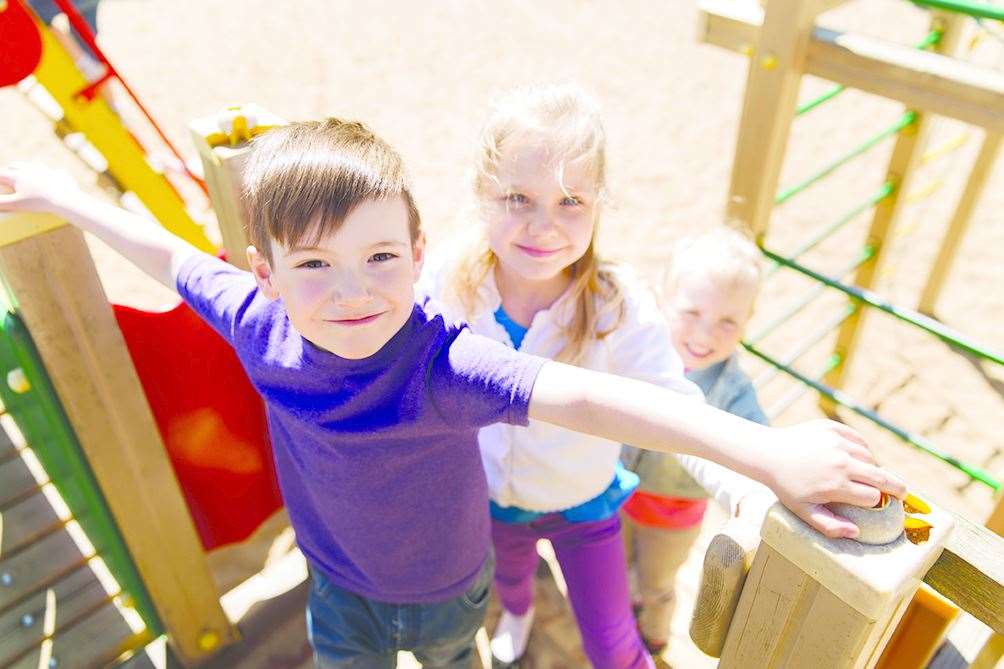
[1,572,11,586]
[6,368,30,394]
[761,54,778,70]
[21,613,34,627]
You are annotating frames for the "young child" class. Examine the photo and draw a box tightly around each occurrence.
[621,225,769,655]
[423,85,782,668]
[0,120,902,669]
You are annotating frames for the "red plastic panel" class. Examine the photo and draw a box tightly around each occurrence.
[0,1,43,88]
[113,301,281,550]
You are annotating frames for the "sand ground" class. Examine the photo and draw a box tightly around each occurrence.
[1,1,1002,667]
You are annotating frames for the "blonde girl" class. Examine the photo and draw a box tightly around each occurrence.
[424,83,698,668]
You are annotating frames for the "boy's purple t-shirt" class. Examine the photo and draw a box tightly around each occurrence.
[176,254,545,603]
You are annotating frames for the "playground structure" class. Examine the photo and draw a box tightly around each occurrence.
[0,0,1001,666]
[693,0,1004,667]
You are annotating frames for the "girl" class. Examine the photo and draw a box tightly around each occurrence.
[424,84,748,668]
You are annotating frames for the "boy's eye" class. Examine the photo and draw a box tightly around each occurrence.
[370,252,398,263]
[719,319,739,332]
[297,259,328,269]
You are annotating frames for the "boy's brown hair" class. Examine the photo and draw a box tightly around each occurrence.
[243,118,422,262]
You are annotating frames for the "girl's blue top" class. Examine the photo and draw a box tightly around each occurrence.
[490,306,638,524]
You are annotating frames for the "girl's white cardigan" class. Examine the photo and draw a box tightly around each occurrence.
[419,255,765,515]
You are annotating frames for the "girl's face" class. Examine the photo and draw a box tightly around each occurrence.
[482,144,598,288]
[665,271,757,371]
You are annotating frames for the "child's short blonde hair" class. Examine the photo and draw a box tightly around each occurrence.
[451,83,624,365]
[243,118,422,263]
[664,225,762,299]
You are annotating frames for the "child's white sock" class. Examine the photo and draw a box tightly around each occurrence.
[490,605,535,663]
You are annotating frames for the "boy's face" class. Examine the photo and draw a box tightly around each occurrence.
[665,272,756,371]
[248,196,424,360]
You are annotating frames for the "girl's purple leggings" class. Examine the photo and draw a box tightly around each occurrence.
[491,514,654,669]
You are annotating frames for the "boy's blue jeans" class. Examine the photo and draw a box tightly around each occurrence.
[306,553,493,668]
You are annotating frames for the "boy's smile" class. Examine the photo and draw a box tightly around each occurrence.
[666,272,756,371]
[248,196,424,360]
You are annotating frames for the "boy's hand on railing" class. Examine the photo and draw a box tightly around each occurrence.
[0,162,83,214]
[760,420,906,540]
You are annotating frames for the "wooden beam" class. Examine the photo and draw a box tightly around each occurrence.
[190,108,285,271]
[720,501,955,668]
[723,0,832,238]
[918,132,1001,314]
[698,3,1004,133]
[923,510,1004,635]
[0,223,237,664]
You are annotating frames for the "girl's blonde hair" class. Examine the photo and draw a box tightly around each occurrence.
[449,83,625,365]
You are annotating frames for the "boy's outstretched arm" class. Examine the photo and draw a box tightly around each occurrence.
[528,361,906,539]
[0,163,200,290]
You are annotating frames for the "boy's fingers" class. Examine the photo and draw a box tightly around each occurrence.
[797,503,859,539]
[848,461,906,499]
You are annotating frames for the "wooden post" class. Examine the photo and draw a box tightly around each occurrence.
[190,107,285,270]
[917,131,1001,315]
[719,502,954,668]
[820,11,966,413]
[723,0,830,240]
[0,215,238,664]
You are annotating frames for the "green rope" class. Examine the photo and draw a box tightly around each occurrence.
[761,247,1004,366]
[749,247,875,346]
[909,0,1004,22]
[766,183,895,279]
[752,305,857,389]
[776,113,916,205]
[743,341,1002,490]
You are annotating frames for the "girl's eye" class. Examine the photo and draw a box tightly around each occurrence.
[370,252,398,263]
[560,196,582,207]
[504,193,529,206]
[297,259,327,269]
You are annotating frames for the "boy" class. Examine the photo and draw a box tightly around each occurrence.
[0,121,903,668]
[622,226,772,655]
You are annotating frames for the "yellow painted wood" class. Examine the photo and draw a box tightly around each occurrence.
[0,213,65,249]
[874,585,960,669]
[918,132,1001,314]
[29,19,214,252]
[723,0,831,239]
[0,223,236,664]
[987,493,1004,538]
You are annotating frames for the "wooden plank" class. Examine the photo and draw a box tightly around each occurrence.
[0,455,42,510]
[923,511,1004,635]
[987,493,1004,537]
[0,563,106,664]
[190,108,285,271]
[698,4,1004,133]
[723,0,831,238]
[808,27,1004,134]
[918,132,1001,314]
[7,598,154,669]
[1,490,63,557]
[0,529,88,613]
[0,224,237,663]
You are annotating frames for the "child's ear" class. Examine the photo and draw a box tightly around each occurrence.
[247,245,280,300]
[411,232,427,280]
